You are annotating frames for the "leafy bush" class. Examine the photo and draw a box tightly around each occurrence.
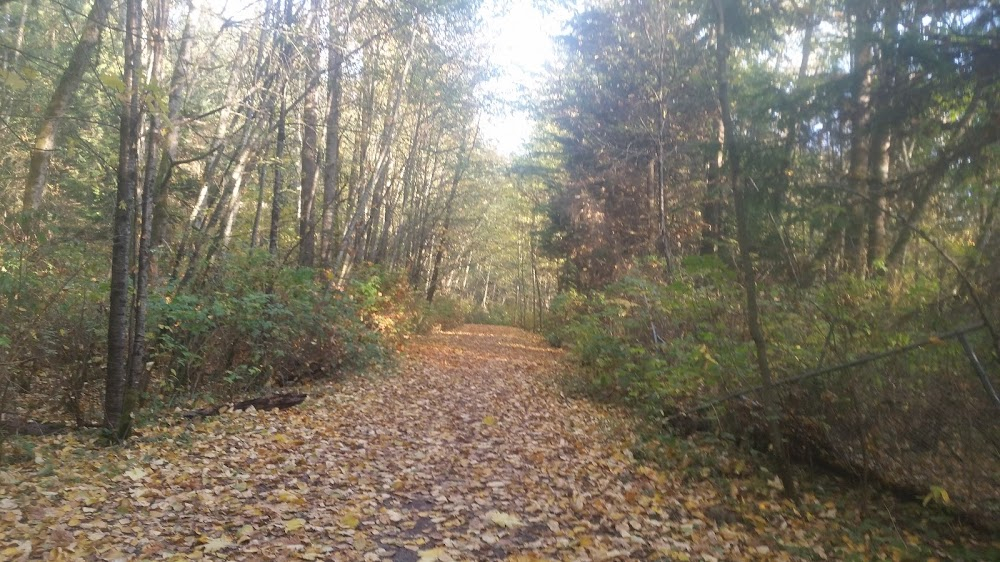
[415,294,470,333]
[148,253,402,400]
[1,237,108,429]
[549,256,1000,519]
[1,241,420,447]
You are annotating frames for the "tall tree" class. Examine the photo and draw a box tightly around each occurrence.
[21,0,110,214]
[105,0,143,437]
[711,0,795,499]
[151,0,195,251]
[298,0,321,266]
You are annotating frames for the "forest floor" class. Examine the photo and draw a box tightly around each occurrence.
[1,325,997,561]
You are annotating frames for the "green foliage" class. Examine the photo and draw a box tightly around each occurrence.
[551,254,1000,520]
[0,239,424,442]
[415,294,471,334]
[549,257,749,413]
[0,236,108,426]
[148,253,404,399]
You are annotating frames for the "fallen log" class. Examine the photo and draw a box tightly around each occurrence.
[1,418,68,436]
[182,392,307,419]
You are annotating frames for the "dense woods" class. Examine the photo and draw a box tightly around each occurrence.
[1,0,551,444]
[1,0,999,555]
[538,0,999,525]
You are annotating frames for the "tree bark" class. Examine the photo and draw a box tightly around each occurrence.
[427,126,477,302]
[336,30,416,280]
[129,0,168,408]
[169,32,247,281]
[713,0,796,499]
[701,117,724,255]
[105,0,142,438]
[298,0,321,266]
[269,0,294,257]
[251,163,267,248]
[22,0,111,214]
[269,96,287,256]
[151,0,195,250]
[319,3,351,267]
[844,0,874,276]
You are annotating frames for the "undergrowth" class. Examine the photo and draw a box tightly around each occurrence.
[548,255,1000,552]
[0,243,422,458]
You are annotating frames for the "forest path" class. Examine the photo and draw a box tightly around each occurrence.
[1,325,755,561]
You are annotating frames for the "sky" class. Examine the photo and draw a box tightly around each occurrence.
[478,0,569,156]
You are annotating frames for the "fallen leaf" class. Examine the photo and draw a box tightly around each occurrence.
[236,524,254,543]
[419,546,448,561]
[123,467,146,481]
[202,535,233,553]
[339,513,360,529]
[487,510,524,528]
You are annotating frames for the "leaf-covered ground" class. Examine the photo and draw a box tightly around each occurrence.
[1,325,997,561]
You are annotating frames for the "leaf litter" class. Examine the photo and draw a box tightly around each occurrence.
[1,325,997,561]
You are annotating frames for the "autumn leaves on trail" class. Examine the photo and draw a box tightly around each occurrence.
[7,326,781,561]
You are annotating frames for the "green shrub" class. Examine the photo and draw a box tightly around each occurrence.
[148,253,400,399]
[415,294,470,333]
[550,255,999,519]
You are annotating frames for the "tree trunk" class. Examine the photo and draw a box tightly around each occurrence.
[701,117,724,255]
[713,0,796,499]
[391,102,426,267]
[269,96,287,256]
[105,0,141,438]
[169,31,247,281]
[298,0,321,266]
[320,5,351,267]
[128,0,168,411]
[844,1,874,276]
[22,0,111,214]
[223,144,256,245]
[269,0,293,257]
[336,31,416,280]
[886,106,997,273]
[179,116,265,289]
[251,163,267,248]
[427,126,478,302]
[151,0,195,250]
[656,140,673,275]
[866,124,890,273]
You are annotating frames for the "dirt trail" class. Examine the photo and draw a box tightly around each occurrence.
[1,325,755,561]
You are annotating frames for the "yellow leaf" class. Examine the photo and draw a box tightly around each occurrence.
[339,513,360,529]
[487,510,524,528]
[483,415,497,426]
[923,485,951,506]
[284,518,306,532]
[202,535,233,553]
[276,490,304,504]
[236,524,254,543]
[124,467,146,481]
[419,547,447,561]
